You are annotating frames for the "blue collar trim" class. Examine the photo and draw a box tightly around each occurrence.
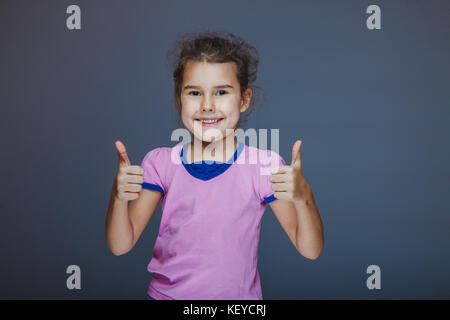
[180,142,244,181]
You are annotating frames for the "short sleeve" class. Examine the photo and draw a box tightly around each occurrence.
[258,150,286,204]
[141,148,165,196]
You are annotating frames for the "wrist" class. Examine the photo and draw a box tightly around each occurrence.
[111,183,127,204]
[294,184,313,208]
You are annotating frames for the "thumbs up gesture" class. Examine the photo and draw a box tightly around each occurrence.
[270,140,311,204]
[113,141,144,201]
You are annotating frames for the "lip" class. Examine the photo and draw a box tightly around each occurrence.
[195,118,224,127]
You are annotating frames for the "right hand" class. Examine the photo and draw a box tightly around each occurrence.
[113,140,144,201]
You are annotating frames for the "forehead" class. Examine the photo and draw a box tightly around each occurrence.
[182,61,238,86]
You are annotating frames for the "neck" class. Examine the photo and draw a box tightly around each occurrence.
[188,135,238,163]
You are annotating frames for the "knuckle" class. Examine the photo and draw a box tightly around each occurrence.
[132,165,142,172]
[119,167,128,174]
[117,174,126,184]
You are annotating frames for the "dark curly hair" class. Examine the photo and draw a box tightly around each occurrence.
[168,31,260,128]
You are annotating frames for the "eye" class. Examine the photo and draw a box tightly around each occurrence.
[215,90,227,96]
[188,91,201,96]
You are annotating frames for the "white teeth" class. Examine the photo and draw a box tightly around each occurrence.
[199,119,220,123]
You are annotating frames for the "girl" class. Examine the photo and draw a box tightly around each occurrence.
[105,32,324,300]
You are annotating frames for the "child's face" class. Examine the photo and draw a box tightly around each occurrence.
[180,60,251,143]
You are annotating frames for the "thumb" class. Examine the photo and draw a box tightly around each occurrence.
[291,140,302,168]
[115,140,131,167]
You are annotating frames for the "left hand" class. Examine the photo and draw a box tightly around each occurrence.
[270,140,311,204]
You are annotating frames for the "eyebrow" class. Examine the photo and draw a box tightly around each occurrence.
[183,84,234,91]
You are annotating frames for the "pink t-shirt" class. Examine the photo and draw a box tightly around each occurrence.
[140,141,286,300]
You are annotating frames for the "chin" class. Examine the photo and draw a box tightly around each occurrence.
[192,128,223,142]
[200,135,221,143]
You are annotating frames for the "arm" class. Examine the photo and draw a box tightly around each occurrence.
[268,140,324,260]
[105,141,163,256]
[269,185,323,260]
[105,187,162,256]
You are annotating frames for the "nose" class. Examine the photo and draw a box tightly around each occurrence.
[202,105,214,113]
[201,96,215,113]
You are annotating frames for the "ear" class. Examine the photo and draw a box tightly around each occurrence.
[240,88,253,113]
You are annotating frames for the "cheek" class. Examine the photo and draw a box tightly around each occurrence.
[225,107,241,123]
[180,101,196,119]
[222,97,241,117]
[224,110,239,122]
[180,110,196,132]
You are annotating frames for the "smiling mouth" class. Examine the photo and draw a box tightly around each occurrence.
[195,118,224,127]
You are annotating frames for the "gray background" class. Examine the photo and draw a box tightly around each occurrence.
[1,0,449,299]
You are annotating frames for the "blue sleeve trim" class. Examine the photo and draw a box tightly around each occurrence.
[264,194,277,204]
[142,183,164,196]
